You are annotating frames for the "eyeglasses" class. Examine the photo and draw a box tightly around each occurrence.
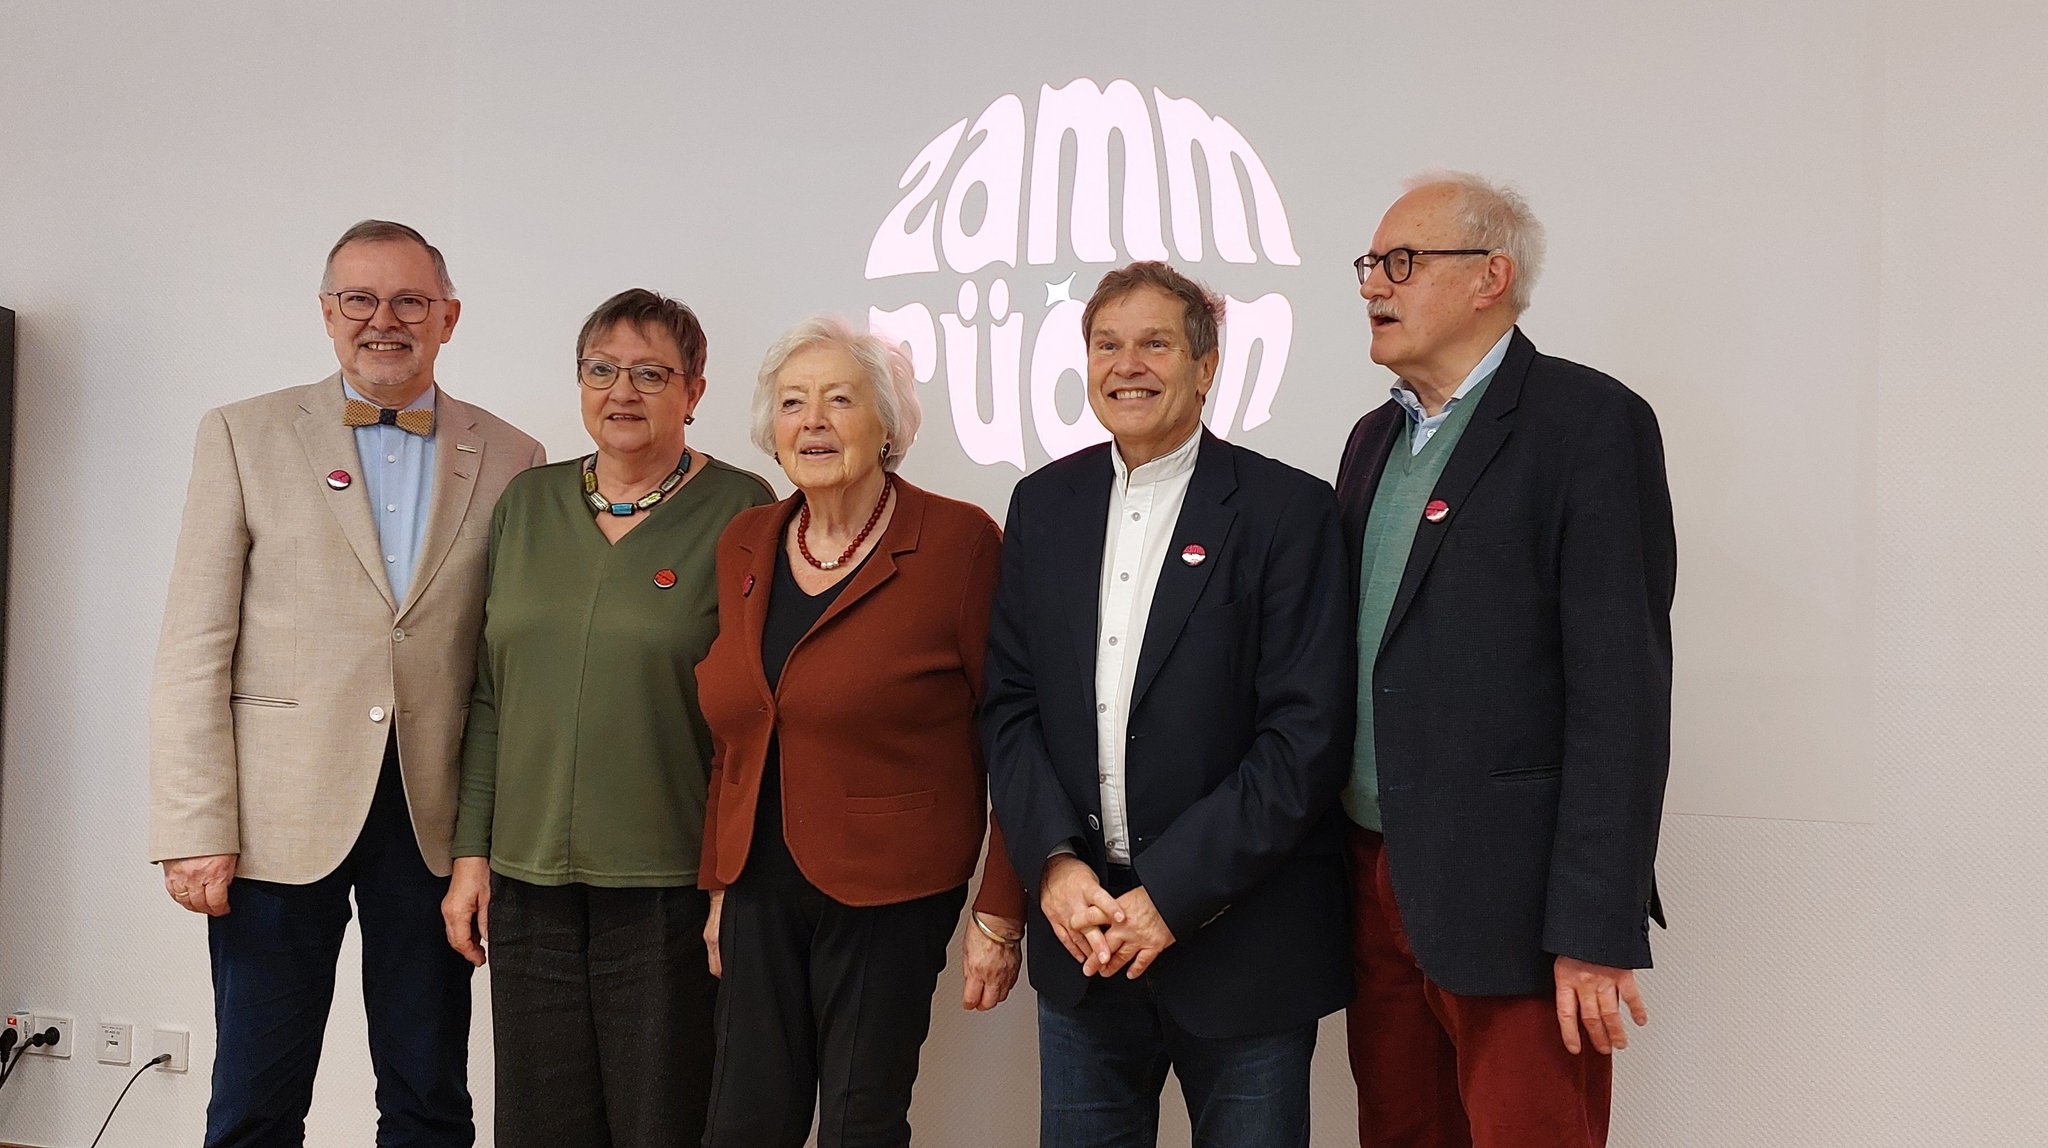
[1353,248,1495,285]
[577,358,689,394]
[325,291,446,324]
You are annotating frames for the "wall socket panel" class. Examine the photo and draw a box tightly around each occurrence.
[27,1013,72,1058]
[153,1026,190,1073]
[96,1020,134,1066]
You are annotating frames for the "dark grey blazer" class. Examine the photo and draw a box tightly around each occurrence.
[1336,328,1677,996]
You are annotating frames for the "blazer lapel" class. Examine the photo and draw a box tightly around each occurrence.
[1340,403,1402,583]
[1380,329,1533,655]
[398,392,482,621]
[295,375,396,613]
[1131,433,1238,709]
[733,503,786,708]
[1057,451,1114,709]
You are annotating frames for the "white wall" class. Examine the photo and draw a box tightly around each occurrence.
[2,1,2043,1145]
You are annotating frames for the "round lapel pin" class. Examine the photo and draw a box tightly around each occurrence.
[1180,544,1207,567]
[326,470,352,491]
[1423,499,1450,524]
[653,569,677,589]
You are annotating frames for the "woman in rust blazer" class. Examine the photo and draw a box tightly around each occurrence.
[695,316,1025,1148]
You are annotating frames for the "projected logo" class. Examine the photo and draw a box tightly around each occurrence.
[863,79,1298,471]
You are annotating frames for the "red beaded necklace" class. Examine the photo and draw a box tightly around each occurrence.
[798,475,894,571]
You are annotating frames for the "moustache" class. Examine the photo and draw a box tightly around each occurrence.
[1366,300,1400,321]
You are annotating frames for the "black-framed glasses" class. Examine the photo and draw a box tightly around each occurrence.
[325,290,445,324]
[577,358,688,394]
[1353,248,1495,285]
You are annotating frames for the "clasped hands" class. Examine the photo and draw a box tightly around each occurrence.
[1040,855,1175,979]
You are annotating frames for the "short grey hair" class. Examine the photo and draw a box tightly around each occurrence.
[1403,171,1544,313]
[752,316,921,473]
[320,219,457,297]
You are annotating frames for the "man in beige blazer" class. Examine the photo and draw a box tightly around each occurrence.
[149,220,543,1147]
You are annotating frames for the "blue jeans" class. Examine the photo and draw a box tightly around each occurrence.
[204,743,473,1148]
[1037,975,1316,1148]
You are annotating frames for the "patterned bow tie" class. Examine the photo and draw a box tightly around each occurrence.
[342,398,434,436]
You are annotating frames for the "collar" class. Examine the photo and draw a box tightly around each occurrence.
[1391,327,1514,424]
[341,377,438,413]
[1111,423,1203,486]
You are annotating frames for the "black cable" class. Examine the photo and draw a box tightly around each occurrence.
[89,1053,173,1148]
[0,1027,59,1093]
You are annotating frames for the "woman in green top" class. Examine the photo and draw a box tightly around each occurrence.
[440,289,775,1148]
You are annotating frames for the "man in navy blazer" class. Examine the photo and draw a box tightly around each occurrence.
[983,261,1354,1148]
[1338,172,1677,1148]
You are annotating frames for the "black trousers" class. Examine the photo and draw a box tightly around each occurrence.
[488,876,719,1148]
[702,874,967,1148]
[205,739,472,1148]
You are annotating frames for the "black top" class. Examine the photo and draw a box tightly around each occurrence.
[742,543,867,887]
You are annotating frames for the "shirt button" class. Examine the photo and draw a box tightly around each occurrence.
[392,628,406,643]
[385,555,397,564]
[386,504,397,513]
[369,706,386,723]
[386,454,397,464]
[1119,572,1130,582]
[1097,703,1108,713]
[1131,512,1141,521]
[1107,636,1118,646]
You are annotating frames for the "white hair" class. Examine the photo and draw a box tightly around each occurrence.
[1403,170,1546,313]
[751,315,921,472]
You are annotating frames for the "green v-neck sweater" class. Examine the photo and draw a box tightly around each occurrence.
[452,455,775,886]
[1344,377,1493,831]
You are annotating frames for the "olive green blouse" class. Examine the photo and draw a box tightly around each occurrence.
[452,454,776,886]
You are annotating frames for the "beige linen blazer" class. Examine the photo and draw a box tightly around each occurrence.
[149,374,544,882]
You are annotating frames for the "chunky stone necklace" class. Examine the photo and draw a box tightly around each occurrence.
[583,450,691,517]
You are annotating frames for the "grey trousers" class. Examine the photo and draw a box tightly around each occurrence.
[487,875,718,1148]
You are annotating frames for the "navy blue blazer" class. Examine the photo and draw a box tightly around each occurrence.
[1337,328,1677,996]
[982,431,1355,1039]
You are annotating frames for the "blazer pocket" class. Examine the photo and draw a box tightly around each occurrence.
[1489,762,1562,781]
[1182,599,1245,636]
[229,693,300,708]
[846,789,938,815]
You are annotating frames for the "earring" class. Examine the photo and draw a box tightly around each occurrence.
[684,414,696,425]
[880,440,893,464]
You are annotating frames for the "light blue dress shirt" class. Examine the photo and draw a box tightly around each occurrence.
[343,379,438,605]
[1390,328,1514,455]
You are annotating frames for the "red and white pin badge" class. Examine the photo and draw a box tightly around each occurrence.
[1180,544,1207,567]
[326,470,352,491]
[1423,499,1450,524]
[742,574,757,597]
[653,568,677,589]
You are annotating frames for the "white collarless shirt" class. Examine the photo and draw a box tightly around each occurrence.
[1094,426,1203,864]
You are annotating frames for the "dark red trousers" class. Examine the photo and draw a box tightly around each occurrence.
[1346,829,1611,1148]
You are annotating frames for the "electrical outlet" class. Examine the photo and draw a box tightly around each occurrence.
[28,1013,73,1058]
[152,1026,189,1073]
[96,1021,133,1066]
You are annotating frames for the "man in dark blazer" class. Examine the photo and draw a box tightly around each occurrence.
[1338,172,1677,1148]
[983,261,1354,1148]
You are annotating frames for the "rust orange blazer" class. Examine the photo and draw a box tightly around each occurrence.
[696,478,1025,920]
